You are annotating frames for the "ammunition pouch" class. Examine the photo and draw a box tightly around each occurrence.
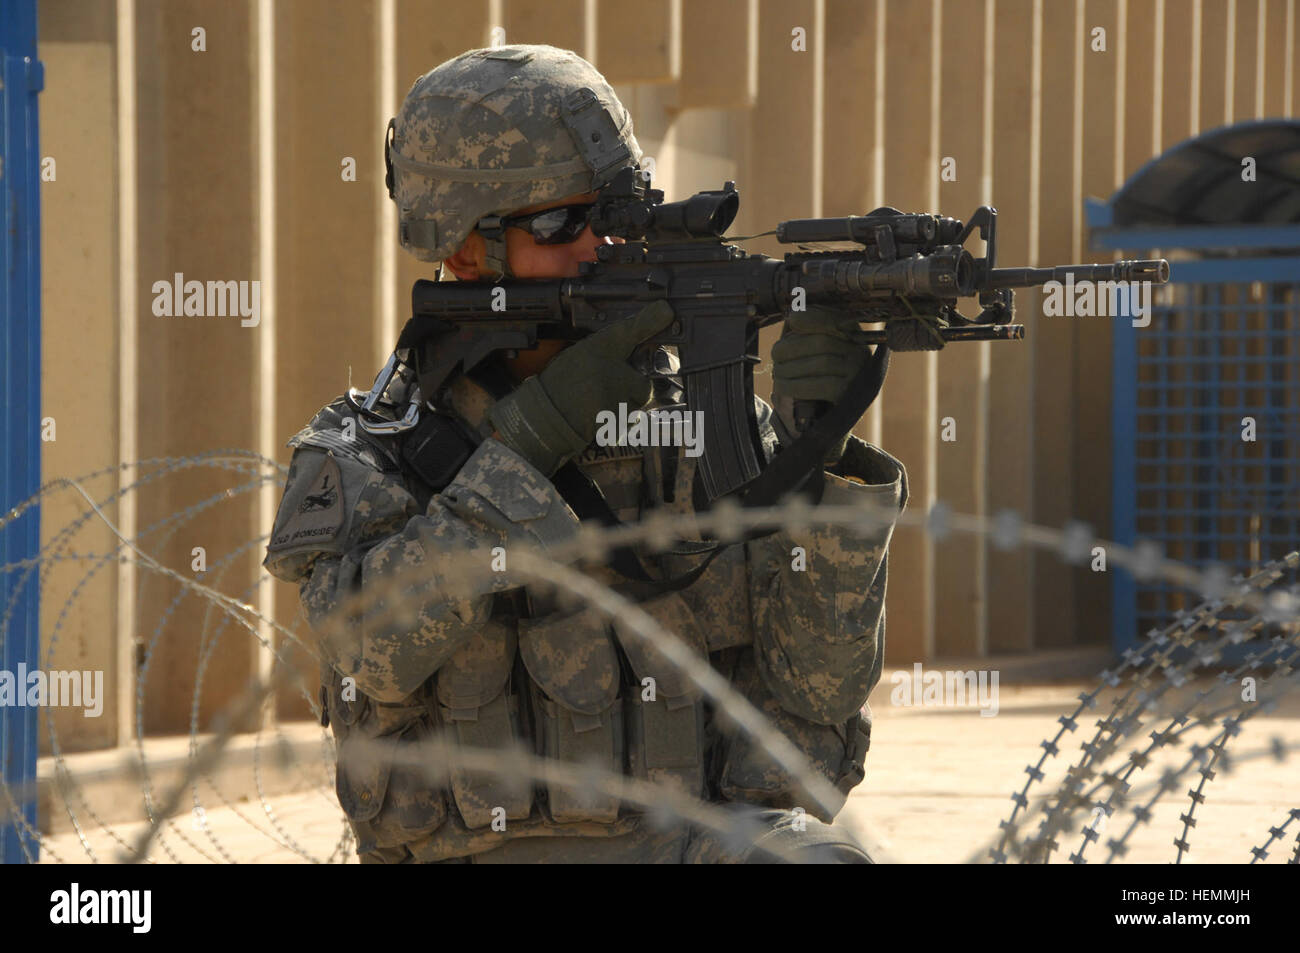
[435,620,534,829]
[519,606,625,823]
[613,591,707,800]
[323,665,447,852]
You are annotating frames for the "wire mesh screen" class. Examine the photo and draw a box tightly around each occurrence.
[1124,277,1300,644]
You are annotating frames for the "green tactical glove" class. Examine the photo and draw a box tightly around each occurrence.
[771,307,871,465]
[488,300,676,476]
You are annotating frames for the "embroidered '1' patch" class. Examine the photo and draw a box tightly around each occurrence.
[268,455,344,553]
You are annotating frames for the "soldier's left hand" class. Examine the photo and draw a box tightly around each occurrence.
[771,307,871,463]
[772,308,870,403]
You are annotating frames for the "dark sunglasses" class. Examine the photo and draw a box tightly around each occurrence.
[486,202,598,245]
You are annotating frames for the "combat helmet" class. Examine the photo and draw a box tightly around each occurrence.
[385,44,642,278]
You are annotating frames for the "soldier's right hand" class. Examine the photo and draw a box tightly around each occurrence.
[487,300,675,476]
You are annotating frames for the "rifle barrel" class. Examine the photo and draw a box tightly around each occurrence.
[985,258,1169,289]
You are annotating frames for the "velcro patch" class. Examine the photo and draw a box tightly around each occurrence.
[268,455,345,554]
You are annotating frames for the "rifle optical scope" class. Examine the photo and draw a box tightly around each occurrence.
[645,186,740,239]
[591,167,739,240]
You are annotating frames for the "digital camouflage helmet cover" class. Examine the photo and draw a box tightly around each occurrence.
[385,44,643,277]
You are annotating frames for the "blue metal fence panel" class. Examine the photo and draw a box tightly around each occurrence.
[1,0,43,864]
[1169,258,1300,284]
[1112,271,1300,654]
[1090,223,1300,253]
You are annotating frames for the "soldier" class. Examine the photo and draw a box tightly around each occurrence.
[264,44,909,863]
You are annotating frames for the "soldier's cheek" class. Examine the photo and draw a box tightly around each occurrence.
[503,238,571,280]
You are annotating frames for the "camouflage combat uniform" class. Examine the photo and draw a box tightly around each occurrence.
[264,350,907,863]
[263,43,908,863]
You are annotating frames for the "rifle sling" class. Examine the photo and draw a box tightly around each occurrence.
[738,343,891,511]
[549,341,890,597]
[550,461,726,600]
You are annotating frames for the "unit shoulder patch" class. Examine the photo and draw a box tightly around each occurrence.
[268,454,346,555]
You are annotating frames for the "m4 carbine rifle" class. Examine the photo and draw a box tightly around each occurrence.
[381,168,1169,505]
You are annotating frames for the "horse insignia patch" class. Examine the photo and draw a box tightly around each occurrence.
[268,454,345,554]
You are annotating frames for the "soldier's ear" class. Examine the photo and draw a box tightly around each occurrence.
[443,232,485,281]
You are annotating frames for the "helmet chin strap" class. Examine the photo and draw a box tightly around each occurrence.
[474,215,513,280]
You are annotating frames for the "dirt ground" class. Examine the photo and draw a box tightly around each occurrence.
[34,676,1300,864]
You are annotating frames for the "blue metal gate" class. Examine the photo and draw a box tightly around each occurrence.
[0,0,43,864]
[1091,120,1300,654]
